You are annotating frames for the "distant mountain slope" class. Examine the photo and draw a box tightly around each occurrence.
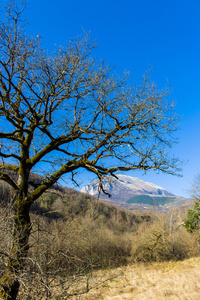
[81,174,174,203]
[126,195,176,206]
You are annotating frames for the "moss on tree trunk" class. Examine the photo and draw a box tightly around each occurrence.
[0,198,31,300]
[0,271,20,300]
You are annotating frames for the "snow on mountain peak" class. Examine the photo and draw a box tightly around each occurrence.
[81,174,174,202]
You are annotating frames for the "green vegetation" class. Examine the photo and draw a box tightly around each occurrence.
[184,175,200,232]
[127,195,176,206]
[184,203,200,232]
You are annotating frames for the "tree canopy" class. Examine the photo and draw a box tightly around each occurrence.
[0,5,180,200]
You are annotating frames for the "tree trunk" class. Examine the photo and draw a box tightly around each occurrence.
[0,197,31,299]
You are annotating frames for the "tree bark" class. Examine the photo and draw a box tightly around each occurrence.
[0,197,31,300]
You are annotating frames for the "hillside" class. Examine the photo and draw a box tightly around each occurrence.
[1,170,199,299]
[0,169,151,227]
[0,168,192,215]
[126,194,175,205]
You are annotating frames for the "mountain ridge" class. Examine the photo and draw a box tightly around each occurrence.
[81,174,175,203]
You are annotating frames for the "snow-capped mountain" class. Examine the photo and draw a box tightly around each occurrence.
[81,174,174,203]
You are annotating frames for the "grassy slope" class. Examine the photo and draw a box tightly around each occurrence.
[71,257,200,299]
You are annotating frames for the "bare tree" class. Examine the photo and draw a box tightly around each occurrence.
[0,2,181,299]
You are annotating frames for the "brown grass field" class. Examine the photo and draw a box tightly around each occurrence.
[69,257,200,299]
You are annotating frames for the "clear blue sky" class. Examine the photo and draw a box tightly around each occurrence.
[14,0,200,197]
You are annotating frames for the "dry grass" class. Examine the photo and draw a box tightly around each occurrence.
[70,257,200,299]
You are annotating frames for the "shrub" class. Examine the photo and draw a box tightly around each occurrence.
[130,215,200,262]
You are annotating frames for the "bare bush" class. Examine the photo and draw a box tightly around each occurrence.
[131,214,200,262]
